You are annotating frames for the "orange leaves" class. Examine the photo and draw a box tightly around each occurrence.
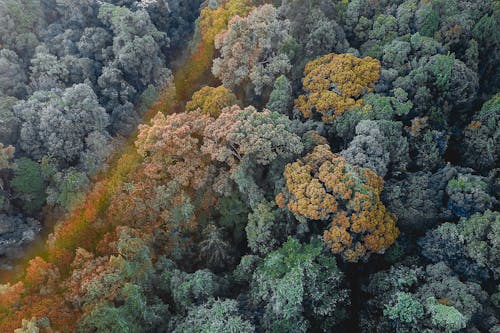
[24,257,60,294]
[0,282,24,310]
[277,145,398,262]
[136,111,213,189]
[186,86,238,118]
[295,53,381,123]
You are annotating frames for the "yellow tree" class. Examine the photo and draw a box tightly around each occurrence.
[185,86,238,118]
[276,144,398,262]
[295,53,381,123]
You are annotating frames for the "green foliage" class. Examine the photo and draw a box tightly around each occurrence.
[138,85,159,114]
[232,255,261,285]
[199,225,233,271]
[246,201,280,256]
[426,299,466,333]
[266,75,293,115]
[362,262,491,332]
[365,89,413,118]
[463,93,500,171]
[419,210,500,281]
[212,4,292,95]
[166,269,225,314]
[11,158,46,214]
[217,193,249,245]
[472,13,500,47]
[77,284,169,333]
[417,3,440,37]
[173,298,254,333]
[46,170,90,211]
[384,292,424,330]
[427,54,455,92]
[0,0,44,59]
[250,237,349,332]
[446,173,494,218]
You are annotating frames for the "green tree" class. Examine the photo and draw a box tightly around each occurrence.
[212,4,292,96]
[11,158,46,214]
[266,75,293,116]
[173,298,254,333]
[77,284,169,333]
[250,237,349,332]
[419,210,500,281]
[462,93,499,172]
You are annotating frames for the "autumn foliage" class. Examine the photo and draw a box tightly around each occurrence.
[276,145,398,262]
[295,53,381,123]
[185,85,238,118]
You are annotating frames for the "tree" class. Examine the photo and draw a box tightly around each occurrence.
[0,49,28,98]
[11,158,46,214]
[408,127,449,172]
[203,105,303,168]
[24,257,60,294]
[77,283,169,333]
[185,85,238,118]
[173,298,254,333]
[329,89,413,145]
[0,0,44,61]
[97,65,137,112]
[166,269,226,314]
[198,224,233,271]
[29,45,69,91]
[98,3,170,91]
[382,165,456,232]
[245,200,281,256]
[462,93,499,172]
[393,53,479,121]
[294,53,381,123]
[250,237,349,332]
[276,145,399,262]
[0,96,21,145]
[77,27,112,62]
[46,169,90,211]
[341,120,409,177]
[383,292,424,331]
[136,110,214,190]
[202,105,303,207]
[279,0,349,60]
[426,54,478,111]
[445,173,495,218]
[265,75,293,115]
[419,210,500,282]
[362,262,494,332]
[15,84,110,167]
[212,4,292,96]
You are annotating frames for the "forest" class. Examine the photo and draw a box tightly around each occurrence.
[0,0,498,332]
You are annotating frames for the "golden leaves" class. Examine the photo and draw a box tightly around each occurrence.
[295,53,381,123]
[277,145,398,262]
[185,86,238,118]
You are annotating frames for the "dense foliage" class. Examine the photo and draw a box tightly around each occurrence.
[0,0,498,332]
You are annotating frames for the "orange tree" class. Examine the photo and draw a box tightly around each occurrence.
[294,53,381,123]
[276,144,398,262]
